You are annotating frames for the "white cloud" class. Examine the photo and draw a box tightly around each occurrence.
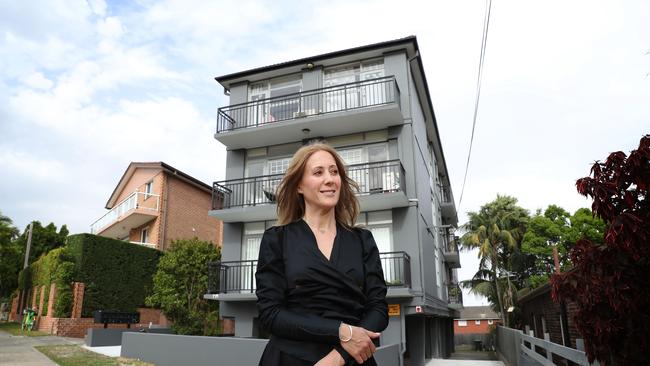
[22,72,53,90]
[0,147,67,183]
[87,0,107,17]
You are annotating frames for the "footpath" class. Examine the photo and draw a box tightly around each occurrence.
[0,330,83,366]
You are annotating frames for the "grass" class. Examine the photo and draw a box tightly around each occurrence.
[35,345,154,366]
[0,322,49,337]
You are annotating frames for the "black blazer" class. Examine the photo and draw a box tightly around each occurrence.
[256,219,389,364]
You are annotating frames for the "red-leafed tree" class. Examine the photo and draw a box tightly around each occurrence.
[551,134,650,365]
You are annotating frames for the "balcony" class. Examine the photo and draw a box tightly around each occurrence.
[210,160,409,222]
[130,241,157,250]
[443,230,461,269]
[205,252,412,301]
[215,76,402,149]
[447,283,463,310]
[439,185,457,226]
[90,191,160,238]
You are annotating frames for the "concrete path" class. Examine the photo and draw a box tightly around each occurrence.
[427,358,505,366]
[0,330,83,366]
[82,344,122,357]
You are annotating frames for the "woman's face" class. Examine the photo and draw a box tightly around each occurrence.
[298,150,341,212]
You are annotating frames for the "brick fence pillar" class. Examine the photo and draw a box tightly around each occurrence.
[71,282,85,319]
[37,285,45,317]
[9,294,19,321]
[31,286,38,309]
[47,283,57,317]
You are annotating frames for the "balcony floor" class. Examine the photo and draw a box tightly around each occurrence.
[215,103,402,150]
[95,209,158,238]
[210,190,409,223]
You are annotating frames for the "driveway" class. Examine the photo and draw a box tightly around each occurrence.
[0,330,83,366]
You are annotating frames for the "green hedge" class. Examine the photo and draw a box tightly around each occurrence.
[66,234,161,317]
[18,247,75,317]
[18,234,161,318]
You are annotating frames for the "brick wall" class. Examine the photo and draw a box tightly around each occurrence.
[163,174,223,249]
[9,281,168,338]
[520,286,581,349]
[454,319,501,334]
[115,168,163,204]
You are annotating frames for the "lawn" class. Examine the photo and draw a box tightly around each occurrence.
[35,345,154,366]
[0,322,49,337]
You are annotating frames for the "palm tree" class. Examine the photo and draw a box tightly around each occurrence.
[460,195,528,327]
[463,220,517,325]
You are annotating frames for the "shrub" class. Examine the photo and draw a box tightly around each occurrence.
[146,238,220,335]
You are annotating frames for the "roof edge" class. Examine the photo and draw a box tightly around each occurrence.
[215,36,417,85]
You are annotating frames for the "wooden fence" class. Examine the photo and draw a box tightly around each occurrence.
[497,325,600,366]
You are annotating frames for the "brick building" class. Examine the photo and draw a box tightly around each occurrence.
[517,282,581,349]
[454,306,501,335]
[91,162,222,250]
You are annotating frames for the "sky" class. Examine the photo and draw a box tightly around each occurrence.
[1,0,648,306]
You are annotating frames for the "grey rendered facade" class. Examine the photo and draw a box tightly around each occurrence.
[205,36,462,366]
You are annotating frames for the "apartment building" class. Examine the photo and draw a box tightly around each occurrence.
[90,162,223,250]
[205,36,461,365]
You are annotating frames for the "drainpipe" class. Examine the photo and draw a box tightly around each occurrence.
[159,174,169,251]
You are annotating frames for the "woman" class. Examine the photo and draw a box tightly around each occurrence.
[256,143,388,366]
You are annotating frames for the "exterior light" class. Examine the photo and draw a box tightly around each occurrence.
[306,63,314,69]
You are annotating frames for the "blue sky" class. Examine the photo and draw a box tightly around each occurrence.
[1,0,648,306]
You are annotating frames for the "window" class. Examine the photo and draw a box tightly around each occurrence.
[475,320,481,325]
[141,228,149,243]
[248,75,302,124]
[323,60,385,112]
[338,143,395,194]
[144,181,153,198]
[458,320,467,327]
[488,319,494,325]
[268,157,291,175]
[358,211,396,284]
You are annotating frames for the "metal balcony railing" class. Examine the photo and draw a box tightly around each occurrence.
[447,283,463,306]
[212,160,405,210]
[207,251,411,294]
[380,251,411,288]
[443,230,459,255]
[439,184,453,205]
[90,191,160,234]
[216,76,400,133]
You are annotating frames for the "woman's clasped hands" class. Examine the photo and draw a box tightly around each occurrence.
[314,323,381,365]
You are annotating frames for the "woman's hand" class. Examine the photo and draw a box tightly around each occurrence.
[339,323,381,364]
[314,349,345,366]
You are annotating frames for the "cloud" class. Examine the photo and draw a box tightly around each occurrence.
[0,147,67,182]
[22,72,53,90]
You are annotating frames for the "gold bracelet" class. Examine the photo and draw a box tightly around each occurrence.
[339,324,353,342]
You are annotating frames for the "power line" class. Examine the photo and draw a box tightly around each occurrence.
[458,0,493,210]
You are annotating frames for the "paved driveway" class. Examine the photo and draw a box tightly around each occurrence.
[0,330,83,366]
[427,359,505,366]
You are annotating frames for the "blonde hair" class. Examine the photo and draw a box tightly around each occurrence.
[276,143,359,229]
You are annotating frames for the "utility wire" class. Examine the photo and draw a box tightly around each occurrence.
[458,0,493,210]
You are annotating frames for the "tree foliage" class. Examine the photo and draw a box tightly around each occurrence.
[15,221,69,265]
[461,195,529,326]
[551,134,650,365]
[521,205,605,284]
[146,238,220,336]
[0,211,21,300]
